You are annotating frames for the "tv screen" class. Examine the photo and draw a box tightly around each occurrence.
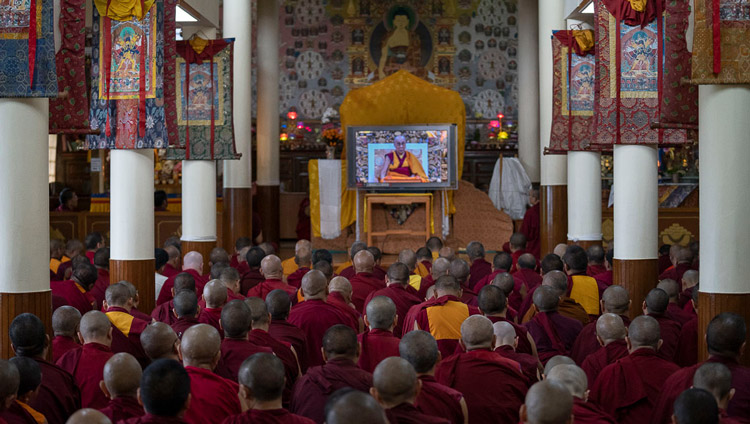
[346,124,458,190]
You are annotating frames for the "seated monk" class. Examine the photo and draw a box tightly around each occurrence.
[518,254,566,319]
[679,269,699,308]
[287,244,312,289]
[652,312,750,424]
[415,247,432,274]
[478,285,536,356]
[580,313,628,388]
[90,248,110,310]
[327,277,363,333]
[586,245,607,277]
[315,260,335,283]
[66,409,111,424]
[10,313,81,424]
[198,280,228,337]
[523,271,589,326]
[571,285,631,365]
[103,282,150,364]
[170,291,201,338]
[489,273,520,322]
[418,257,451,300]
[358,296,401,373]
[51,306,81,363]
[512,254,542,308]
[403,275,481,358]
[509,233,531,272]
[363,263,422,337]
[693,362,738,424]
[281,240,309,277]
[162,245,182,279]
[181,324,242,424]
[98,353,144,422]
[151,272,196,326]
[398,249,425,290]
[448,259,478,306]
[50,261,97,314]
[546,364,616,424]
[247,255,297,300]
[466,241,492,290]
[348,250,386,312]
[288,271,358,368]
[371,357,450,424]
[659,245,695,282]
[55,239,84,281]
[267,289,309,372]
[436,316,527,423]
[336,241,367,279]
[223,353,314,424]
[117,280,152,323]
[289,325,373,423]
[642,288,682,362]
[675,288,700,367]
[562,246,600,317]
[5,356,45,424]
[520,380,574,424]
[57,311,114,409]
[140,322,180,362]
[369,247,389,280]
[590,315,680,424]
[0,360,18,418]
[472,252,513,293]
[214,300,272,381]
[325,390,387,424]
[657,279,694,325]
[493,321,542,384]
[524,286,584,363]
[541,355,576,379]
[593,249,614,291]
[673,388,720,424]
[378,135,428,183]
[157,251,208,306]
[118,358,191,424]
[240,247,266,295]
[198,267,244,309]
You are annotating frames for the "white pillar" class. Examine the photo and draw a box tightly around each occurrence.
[110,150,154,260]
[567,151,602,242]
[181,160,217,242]
[699,85,750,293]
[0,99,49,293]
[256,0,280,186]
[613,145,658,260]
[222,0,252,190]
[518,0,540,182]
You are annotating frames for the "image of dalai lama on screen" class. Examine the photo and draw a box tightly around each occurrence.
[378,135,428,182]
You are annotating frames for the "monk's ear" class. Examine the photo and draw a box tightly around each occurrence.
[10,343,16,355]
[596,334,605,347]
[519,404,528,423]
[741,342,747,357]
[566,412,574,424]
[3,394,16,411]
[369,387,381,405]
[355,342,362,361]
[363,315,371,329]
[77,331,84,345]
[321,347,328,363]
[238,384,252,402]
[107,326,113,342]
[136,388,144,407]
[513,336,519,350]
[584,389,590,402]
[599,299,605,313]
[625,336,632,352]
[413,379,422,400]
[458,339,466,352]
[212,350,221,370]
[641,300,647,313]
[656,339,663,352]
[728,388,736,402]
[99,380,111,399]
[171,288,176,298]
[172,308,178,319]
[393,314,399,329]
[671,414,678,424]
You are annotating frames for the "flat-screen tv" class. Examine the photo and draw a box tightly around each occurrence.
[346,124,458,190]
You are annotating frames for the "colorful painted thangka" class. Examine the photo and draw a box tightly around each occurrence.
[87,0,168,150]
[691,0,750,83]
[0,0,58,97]
[549,30,596,153]
[166,38,239,160]
[592,0,690,146]
[49,0,89,133]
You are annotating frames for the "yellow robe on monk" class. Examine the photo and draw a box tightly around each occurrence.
[281,257,298,277]
[382,151,428,182]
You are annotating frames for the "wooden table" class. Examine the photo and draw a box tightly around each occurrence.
[365,193,432,246]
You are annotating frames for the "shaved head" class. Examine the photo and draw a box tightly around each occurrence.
[656,279,680,300]
[65,409,112,424]
[466,241,485,260]
[491,272,514,296]
[522,381,573,424]
[220,300,251,339]
[372,357,419,406]
[478,285,507,315]
[510,233,527,249]
[434,275,461,297]
[493,321,517,348]
[602,285,630,314]
[587,245,605,265]
[460,315,494,350]
[354,250,375,273]
[258,242,275,255]
[399,330,439,374]
[398,249,417,271]
[80,311,112,343]
[9,313,47,358]
[173,272,196,294]
[645,288,669,314]
[542,270,568,296]
[329,276,352,298]
[349,241,367,259]
[518,253,536,270]
[553,243,568,258]
[546,364,588,399]
[181,324,221,366]
[295,244,312,267]
[173,290,199,318]
[326,390,387,424]
[0,359,19,410]
[105,282,131,308]
[183,251,203,272]
[140,359,190,417]
[238,353,285,402]
[544,355,575,376]
[52,305,81,337]
[245,296,270,327]
[541,254,565,274]
[707,312,746,357]
[210,247,230,266]
[365,296,397,330]
[438,247,456,261]
[628,315,661,350]
[165,245,180,261]
[693,362,733,404]
[323,325,359,359]
[533,285,560,312]
[386,262,410,285]
[267,289,292,320]
[449,259,470,284]
[682,270,699,288]
[261,255,283,279]
[103,353,141,397]
[301,270,328,299]
[673,388,719,424]
[493,252,513,272]
[246,247,266,268]
[431,257,451,278]
[314,260,334,281]
[426,237,443,252]
[203,280,227,309]
[140,322,179,360]
[595,313,626,344]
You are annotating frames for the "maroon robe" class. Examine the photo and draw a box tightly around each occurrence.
[486,315,534,355]
[494,345,539,384]
[581,339,629,389]
[587,264,607,277]
[30,358,81,424]
[459,286,478,307]
[121,414,187,424]
[338,265,355,280]
[248,329,300,403]
[184,366,242,424]
[674,316,698,367]
[1,401,36,424]
[356,328,400,373]
[419,260,432,273]
[215,338,273,381]
[199,289,245,309]
[524,311,583,363]
[240,267,264,295]
[56,342,113,409]
[289,357,372,424]
[326,292,361,330]
[658,262,693,282]
[472,270,502,293]
[348,272,386,312]
[55,260,73,281]
[151,300,179,325]
[652,355,750,424]
[385,403,451,424]
[373,265,388,281]
[247,279,298,301]
[415,375,465,424]
[677,286,695,308]
[649,313,682,361]
[98,396,144,422]
[198,308,224,337]
[287,267,310,289]
[570,315,630,365]
[594,270,613,295]
[50,280,94,314]
[510,250,529,273]
[269,319,308,372]
[512,268,543,311]
[157,269,208,306]
[416,274,435,300]
[468,258,492,290]
[408,295,481,359]
[171,316,200,338]
[572,398,617,424]
[657,255,673,275]
[667,302,693,326]
[590,349,680,424]
[222,409,315,424]
[435,349,527,424]
[288,299,357,368]
[162,263,180,278]
[363,284,422,337]
[51,335,80,363]
[90,268,110,309]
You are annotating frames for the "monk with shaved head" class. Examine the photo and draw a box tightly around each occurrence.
[363,262,422,337]
[325,391,386,424]
[418,257,451,300]
[473,252,513,293]
[546,364,615,424]
[466,241,491,290]
[267,289,308,372]
[334,241,366,277]
[679,269,699,307]
[693,362,735,420]
[52,306,82,362]
[124,359,191,423]
[488,272,519,321]
[287,243,312,289]
[66,409,112,424]
[657,279,693,325]
[181,324,241,424]
[157,251,208,306]
[478,285,536,356]
[197,280,228,337]
[281,239,310,277]
[152,272,196,325]
[590,315,680,424]
[102,282,150,366]
[543,355,576,378]
[214,300,272,381]
[672,388,720,424]
[348,250,385,312]
[570,285,631,365]
[371,357,449,423]
[520,380,573,424]
[448,259,478,305]
[436,315,528,423]
[643,287,682,361]
[580,313,628,387]
[140,322,180,361]
[511,253,542,308]
[289,270,357,368]
[247,255,298,300]
[493,321,542,383]
[98,353,144,422]
[290,325,372,423]
[357,296,400,373]
[659,245,695,282]
[327,276,363,332]
[586,245,607,277]
[169,290,200,338]
[525,285,583,363]
[0,359,19,414]
[5,356,44,423]
[523,270,589,326]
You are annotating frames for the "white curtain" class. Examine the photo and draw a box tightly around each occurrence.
[489,157,532,220]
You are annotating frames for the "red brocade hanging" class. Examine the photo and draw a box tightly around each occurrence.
[690,0,750,83]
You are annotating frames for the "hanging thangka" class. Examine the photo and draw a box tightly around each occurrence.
[548,30,596,153]
[0,0,57,97]
[87,0,168,150]
[166,38,240,160]
[592,0,692,146]
[691,0,750,83]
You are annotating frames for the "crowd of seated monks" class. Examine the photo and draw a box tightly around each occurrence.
[9,234,741,423]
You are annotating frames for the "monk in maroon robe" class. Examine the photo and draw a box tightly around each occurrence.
[56,311,114,409]
[493,321,542,383]
[643,288,682,361]
[417,257,451,300]
[157,252,208,305]
[151,273,196,325]
[327,277,363,333]
[520,191,540,258]
[371,357,450,424]
[51,306,81,363]
[657,279,694,325]
[116,357,191,424]
[585,245,608,277]
[478,285,536,356]
[545,364,616,424]
[169,291,202,338]
[658,245,694,282]
[139,322,181,363]
[290,325,372,423]
[213,300,273,381]
[50,261,98,314]
[509,233,532,273]
[286,244,312,289]
[358,296,401,373]
[692,362,743,424]
[336,242,367,280]
[198,280,228,337]
[267,289,309,372]
[9,314,81,424]
[590,315,680,424]
[447,259,479,307]
[485,272,521,322]
[162,244,182,277]
[518,254,565,319]
[580,313,629,388]
[289,271,358,368]
[520,270,590,327]
[513,254,542,303]
[98,353,145,422]
[472,252,513,293]
[678,269,699,307]
[524,286,583,363]
[239,247,266,294]
[90,249,111,310]
[465,241,492,290]
[571,285,631,365]
[199,268,245,310]
[348,250,386,312]
[674,289,699,367]
[248,255,299,301]
[103,284,150,367]
[363,263,422,337]
[436,316,527,423]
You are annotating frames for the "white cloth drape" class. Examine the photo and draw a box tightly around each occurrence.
[489,157,532,220]
[318,160,342,239]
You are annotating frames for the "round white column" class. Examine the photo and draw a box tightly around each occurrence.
[181,160,217,242]
[256,0,280,186]
[518,0,540,182]
[699,85,750,293]
[110,149,154,260]
[567,151,602,242]
[0,99,49,293]
[613,145,658,260]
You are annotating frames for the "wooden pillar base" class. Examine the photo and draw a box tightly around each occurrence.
[541,185,568,256]
[222,187,252,252]
[613,258,658,319]
[257,184,280,245]
[698,292,750,366]
[0,291,51,359]
[110,259,156,316]
[567,240,602,250]
[182,240,216,266]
